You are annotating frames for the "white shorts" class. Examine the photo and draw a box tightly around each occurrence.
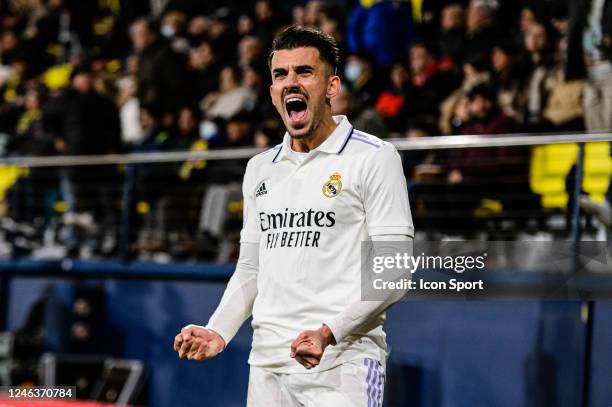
[247,358,385,407]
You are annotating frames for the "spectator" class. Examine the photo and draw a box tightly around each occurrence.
[252,0,284,48]
[254,119,283,148]
[332,87,387,138]
[375,61,410,133]
[439,3,466,65]
[541,38,585,132]
[420,0,470,30]
[398,42,459,129]
[347,0,415,68]
[8,87,49,155]
[42,65,120,255]
[117,55,144,146]
[42,66,120,156]
[491,41,525,121]
[403,119,445,182]
[186,15,209,45]
[206,111,253,181]
[0,30,21,70]
[237,14,256,38]
[130,17,189,119]
[188,40,222,103]
[238,36,263,68]
[304,0,325,26]
[133,104,170,152]
[448,83,523,183]
[439,54,490,134]
[209,111,254,149]
[130,104,176,254]
[343,52,385,107]
[292,4,306,26]
[522,22,558,131]
[519,6,538,35]
[208,8,238,63]
[155,105,205,247]
[438,83,532,232]
[171,105,201,151]
[202,65,255,120]
[161,10,190,53]
[464,0,499,63]
[242,62,275,122]
[0,53,28,106]
[319,3,348,59]
[566,0,612,132]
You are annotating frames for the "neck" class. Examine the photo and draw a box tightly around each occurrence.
[291,113,338,153]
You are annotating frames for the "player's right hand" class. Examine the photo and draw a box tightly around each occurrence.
[174,325,225,361]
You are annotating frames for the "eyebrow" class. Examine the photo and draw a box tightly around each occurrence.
[272,65,315,76]
[294,65,314,72]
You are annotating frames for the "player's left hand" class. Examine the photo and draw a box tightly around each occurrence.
[290,325,336,369]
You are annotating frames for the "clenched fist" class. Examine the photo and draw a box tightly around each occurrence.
[174,325,225,361]
[290,325,336,369]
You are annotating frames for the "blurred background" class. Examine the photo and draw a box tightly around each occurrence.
[0,0,611,405]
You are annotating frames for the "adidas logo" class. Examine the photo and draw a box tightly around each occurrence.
[256,182,268,197]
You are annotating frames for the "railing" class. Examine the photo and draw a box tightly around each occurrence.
[0,132,610,265]
[1,132,611,167]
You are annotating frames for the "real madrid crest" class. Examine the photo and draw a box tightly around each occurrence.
[322,172,342,198]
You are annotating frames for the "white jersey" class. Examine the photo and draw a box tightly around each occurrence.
[241,115,413,373]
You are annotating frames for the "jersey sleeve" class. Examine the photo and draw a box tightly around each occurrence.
[240,159,262,244]
[205,242,259,345]
[361,143,414,237]
[323,234,413,343]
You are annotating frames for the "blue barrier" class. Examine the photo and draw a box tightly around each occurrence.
[2,261,612,407]
[8,276,612,407]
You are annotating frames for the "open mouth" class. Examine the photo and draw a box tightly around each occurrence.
[285,96,308,127]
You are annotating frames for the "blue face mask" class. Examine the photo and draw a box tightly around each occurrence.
[344,62,362,82]
[161,24,176,38]
[200,120,218,139]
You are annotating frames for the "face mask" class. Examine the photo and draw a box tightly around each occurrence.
[161,24,175,38]
[344,62,362,82]
[200,120,218,139]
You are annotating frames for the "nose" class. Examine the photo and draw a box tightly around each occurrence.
[285,70,300,87]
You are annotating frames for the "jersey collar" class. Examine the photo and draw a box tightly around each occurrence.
[273,115,354,163]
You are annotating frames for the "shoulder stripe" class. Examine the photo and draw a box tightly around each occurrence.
[352,131,385,145]
[351,137,381,149]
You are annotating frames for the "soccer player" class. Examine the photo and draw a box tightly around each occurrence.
[173,25,414,406]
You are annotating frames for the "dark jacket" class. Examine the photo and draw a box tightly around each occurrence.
[452,110,526,179]
[137,38,189,114]
[42,89,120,155]
[348,0,415,68]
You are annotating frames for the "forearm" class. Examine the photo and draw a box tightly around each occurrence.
[323,234,413,343]
[204,242,259,345]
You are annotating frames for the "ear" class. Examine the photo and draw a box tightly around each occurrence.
[326,75,341,100]
[269,84,279,109]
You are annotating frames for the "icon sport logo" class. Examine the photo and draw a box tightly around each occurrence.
[322,172,342,198]
[256,181,268,197]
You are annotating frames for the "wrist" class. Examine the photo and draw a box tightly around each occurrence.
[205,327,227,350]
[319,324,336,347]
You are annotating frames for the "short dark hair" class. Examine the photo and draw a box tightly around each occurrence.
[467,83,497,102]
[135,16,160,36]
[268,25,340,75]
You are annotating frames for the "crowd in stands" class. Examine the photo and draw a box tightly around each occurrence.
[0,0,610,259]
